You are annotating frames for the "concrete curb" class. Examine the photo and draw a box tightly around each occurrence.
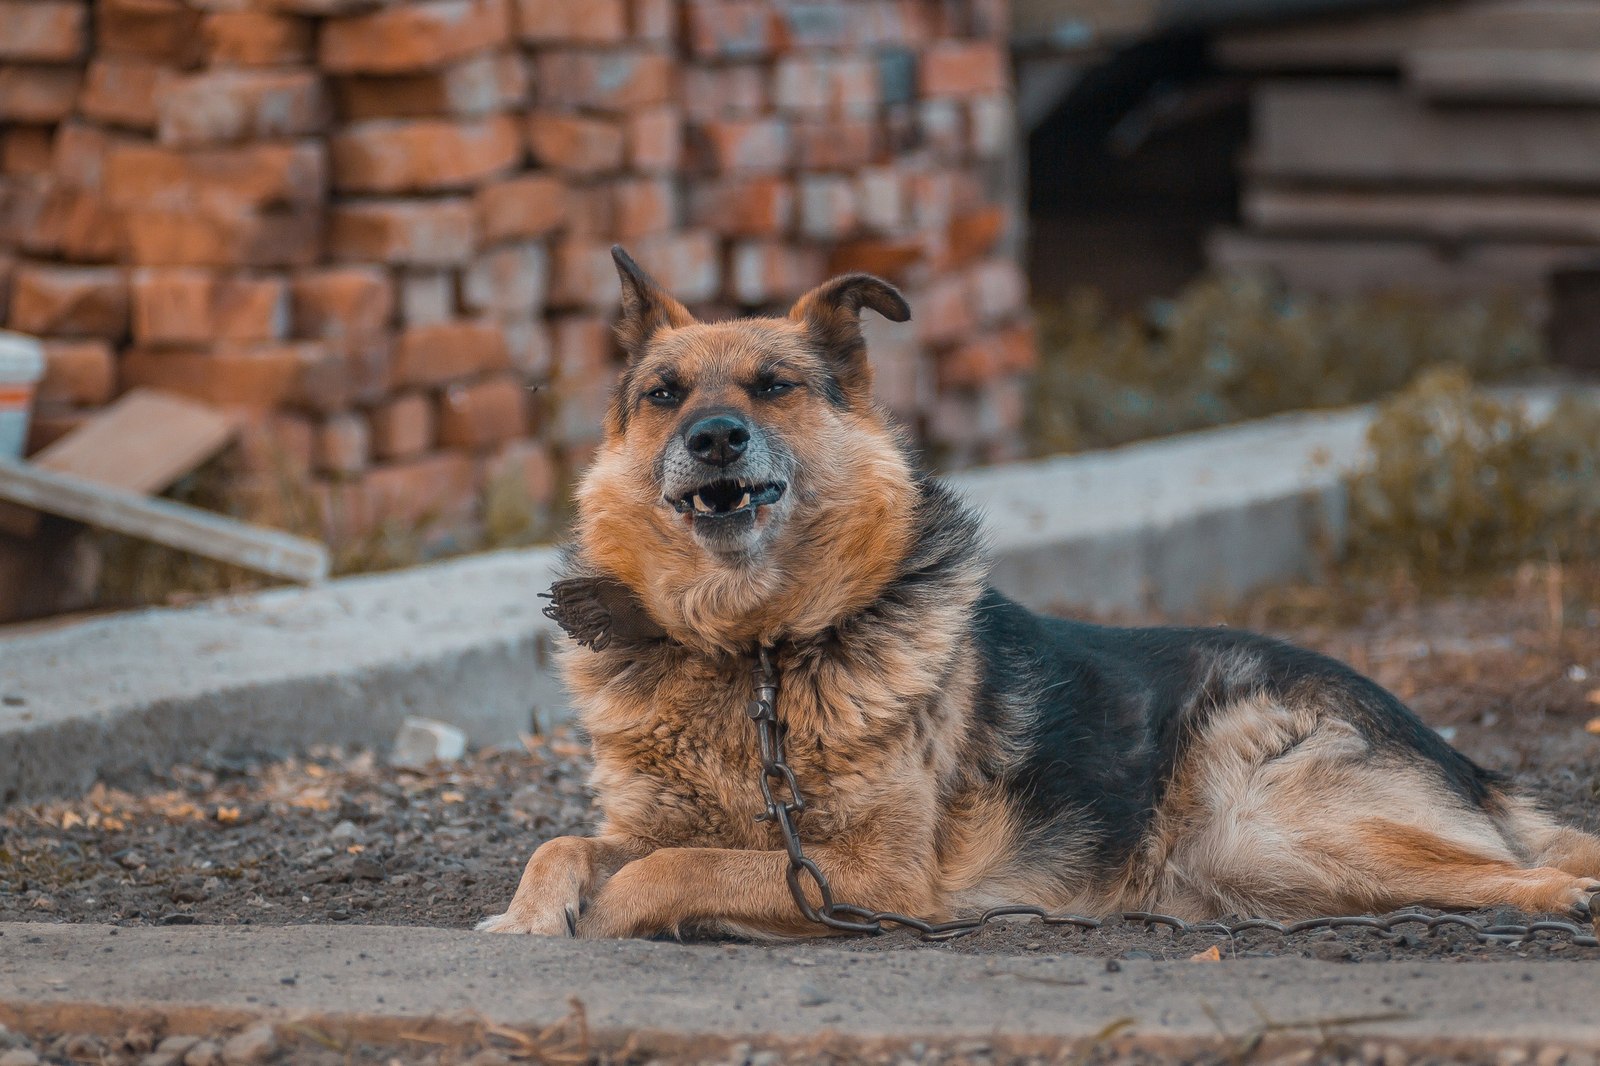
[2,924,1599,1054]
[1,389,1582,802]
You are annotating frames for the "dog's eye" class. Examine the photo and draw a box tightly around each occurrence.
[645,386,679,405]
[757,380,795,397]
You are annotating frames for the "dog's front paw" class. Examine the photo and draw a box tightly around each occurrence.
[475,904,579,936]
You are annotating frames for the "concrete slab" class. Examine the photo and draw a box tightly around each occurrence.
[2,924,1599,1056]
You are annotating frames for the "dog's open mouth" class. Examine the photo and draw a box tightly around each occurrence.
[670,480,786,519]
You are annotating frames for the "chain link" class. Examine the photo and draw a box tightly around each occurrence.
[744,645,1600,950]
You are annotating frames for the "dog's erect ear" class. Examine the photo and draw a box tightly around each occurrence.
[788,274,911,400]
[612,245,694,356]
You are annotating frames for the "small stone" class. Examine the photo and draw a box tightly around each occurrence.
[329,820,360,841]
[183,1041,221,1066]
[1311,940,1355,962]
[221,1025,277,1066]
[157,1037,201,1057]
[0,1050,40,1066]
[170,878,208,903]
[794,982,829,1007]
[390,717,468,768]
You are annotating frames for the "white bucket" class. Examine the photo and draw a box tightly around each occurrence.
[0,330,45,460]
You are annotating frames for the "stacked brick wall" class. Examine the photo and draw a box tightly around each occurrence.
[0,0,1033,550]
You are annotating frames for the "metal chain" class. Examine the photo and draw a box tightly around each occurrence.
[744,645,1600,950]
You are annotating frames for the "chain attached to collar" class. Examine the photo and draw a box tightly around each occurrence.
[744,646,1600,950]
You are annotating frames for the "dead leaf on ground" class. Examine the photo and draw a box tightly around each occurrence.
[1189,944,1222,962]
[1585,717,1600,736]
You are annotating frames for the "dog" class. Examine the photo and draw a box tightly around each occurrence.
[478,246,1600,940]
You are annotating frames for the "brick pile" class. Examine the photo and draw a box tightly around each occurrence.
[0,0,1033,550]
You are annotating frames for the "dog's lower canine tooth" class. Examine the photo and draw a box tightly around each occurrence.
[737,492,751,509]
[693,495,712,514]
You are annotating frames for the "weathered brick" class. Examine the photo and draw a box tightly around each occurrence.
[549,239,617,309]
[1,128,53,177]
[691,118,789,173]
[392,320,509,386]
[105,142,326,211]
[919,40,1007,98]
[437,373,527,449]
[859,311,925,415]
[947,205,1007,266]
[774,0,851,49]
[918,99,965,160]
[937,334,1002,390]
[689,176,792,237]
[461,241,548,317]
[155,69,326,146]
[399,271,455,326]
[686,1,775,59]
[320,0,511,74]
[131,269,288,345]
[8,264,128,338]
[515,0,625,43]
[535,51,673,112]
[123,208,322,268]
[632,231,719,303]
[525,113,624,175]
[968,94,1013,159]
[0,0,88,62]
[565,186,614,237]
[291,266,394,344]
[328,199,476,265]
[334,52,527,120]
[549,315,615,447]
[729,241,824,306]
[612,177,677,240]
[80,57,175,131]
[315,411,370,475]
[791,118,877,170]
[330,115,521,193]
[38,339,116,405]
[773,56,878,116]
[499,315,551,376]
[476,173,565,243]
[0,182,124,263]
[995,320,1037,374]
[856,166,903,232]
[626,106,682,172]
[292,339,390,412]
[203,12,314,67]
[483,438,555,507]
[0,66,82,123]
[798,175,857,241]
[629,0,674,42]
[96,0,204,66]
[369,391,435,460]
[229,412,314,479]
[827,236,925,279]
[121,344,311,408]
[914,274,973,346]
[967,258,1025,324]
[326,451,478,540]
[49,123,121,191]
[681,65,766,120]
[551,313,612,378]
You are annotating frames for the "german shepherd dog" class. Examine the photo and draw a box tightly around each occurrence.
[478,247,1600,939]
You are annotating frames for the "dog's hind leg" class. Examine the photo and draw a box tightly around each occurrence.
[1492,793,1600,879]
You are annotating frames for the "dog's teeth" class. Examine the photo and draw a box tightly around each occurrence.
[737,492,750,509]
[693,494,712,514]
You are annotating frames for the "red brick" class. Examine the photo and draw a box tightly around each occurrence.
[0,65,81,123]
[549,316,614,447]
[691,118,789,174]
[626,106,682,172]
[104,142,326,211]
[399,270,456,326]
[859,311,924,415]
[292,340,390,412]
[2,127,54,177]
[0,182,124,263]
[549,239,617,309]
[995,320,1037,374]
[330,115,522,193]
[121,344,311,408]
[967,258,1026,324]
[535,51,673,112]
[290,266,394,345]
[632,231,719,303]
[906,170,956,231]
[937,335,1002,390]
[629,0,673,42]
[826,236,925,279]
[914,275,973,346]
[968,94,1012,159]
[437,373,527,449]
[227,412,314,480]
[689,177,792,237]
[856,167,903,232]
[96,0,203,65]
[327,451,478,539]
[919,99,965,161]
[500,316,552,377]
[369,391,435,460]
[686,1,775,58]
[797,176,857,241]
[49,123,121,191]
[131,269,288,345]
[80,57,174,130]
[483,438,554,507]
[551,313,611,377]
[320,0,511,74]
[334,52,527,120]
[773,56,878,116]
[947,206,1007,266]
[774,0,850,48]
[123,209,321,268]
[393,320,509,386]
[476,174,565,243]
[525,113,624,175]
[919,41,1007,98]
[515,0,625,43]
[8,264,128,338]
[155,69,326,146]
[462,241,548,317]
[328,199,476,265]
[729,241,824,306]
[37,339,116,405]
[681,65,766,120]
[565,186,614,236]
[0,0,88,62]
[202,11,313,67]
[315,412,370,475]
[791,118,878,170]
[612,177,677,240]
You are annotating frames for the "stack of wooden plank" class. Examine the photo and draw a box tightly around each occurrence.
[1209,0,1600,305]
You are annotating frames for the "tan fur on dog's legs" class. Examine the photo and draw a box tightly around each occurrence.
[574,845,936,941]
[477,835,645,935]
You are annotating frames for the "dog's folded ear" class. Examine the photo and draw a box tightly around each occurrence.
[612,245,694,357]
[789,274,911,402]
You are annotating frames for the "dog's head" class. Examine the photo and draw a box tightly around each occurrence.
[574,246,921,648]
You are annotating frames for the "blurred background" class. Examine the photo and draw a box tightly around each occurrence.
[0,0,1597,620]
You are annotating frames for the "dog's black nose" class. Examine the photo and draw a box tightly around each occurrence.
[685,414,750,467]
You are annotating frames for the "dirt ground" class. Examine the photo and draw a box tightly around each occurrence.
[4,568,1599,966]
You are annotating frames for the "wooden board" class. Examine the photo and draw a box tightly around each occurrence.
[0,389,239,537]
[1245,187,1600,242]
[1408,47,1600,104]
[1251,81,1600,187]
[0,460,328,584]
